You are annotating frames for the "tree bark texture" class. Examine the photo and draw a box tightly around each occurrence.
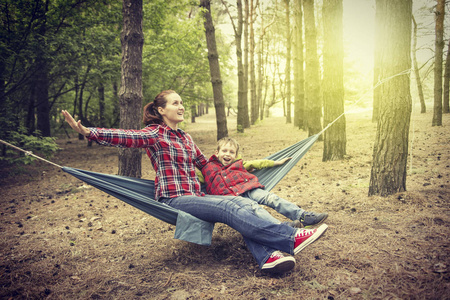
[293,0,305,129]
[284,0,292,124]
[250,0,258,125]
[443,36,450,113]
[118,0,143,178]
[432,0,444,126]
[235,0,246,133]
[35,0,51,137]
[369,0,412,197]
[98,83,106,127]
[243,0,250,128]
[303,0,322,138]
[200,0,228,140]
[322,0,346,161]
[372,0,383,122]
[412,16,426,113]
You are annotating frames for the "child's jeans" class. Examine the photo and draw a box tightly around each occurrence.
[242,188,304,221]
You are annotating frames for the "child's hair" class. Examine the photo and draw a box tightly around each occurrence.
[217,137,240,155]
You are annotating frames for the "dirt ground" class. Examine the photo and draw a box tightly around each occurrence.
[0,109,449,300]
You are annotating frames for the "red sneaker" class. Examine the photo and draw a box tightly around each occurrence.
[294,223,328,255]
[261,251,296,273]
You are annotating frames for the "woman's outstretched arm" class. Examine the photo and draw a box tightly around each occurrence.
[61,110,91,137]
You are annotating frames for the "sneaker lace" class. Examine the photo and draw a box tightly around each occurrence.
[296,229,310,237]
[271,251,283,259]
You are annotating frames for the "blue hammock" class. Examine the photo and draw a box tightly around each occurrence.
[62,134,319,245]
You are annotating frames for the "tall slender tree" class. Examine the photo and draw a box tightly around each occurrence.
[222,0,246,132]
[284,0,292,124]
[432,0,445,126]
[444,38,450,114]
[200,0,228,140]
[322,0,346,161]
[412,15,426,113]
[118,0,144,178]
[303,0,322,137]
[369,0,413,196]
[249,0,258,125]
[243,0,250,128]
[293,0,305,129]
[372,0,383,122]
[35,0,51,137]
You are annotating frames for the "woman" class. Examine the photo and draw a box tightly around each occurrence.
[62,90,328,274]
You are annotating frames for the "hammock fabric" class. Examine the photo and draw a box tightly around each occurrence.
[62,133,320,246]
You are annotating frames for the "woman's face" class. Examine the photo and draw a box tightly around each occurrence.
[158,93,185,129]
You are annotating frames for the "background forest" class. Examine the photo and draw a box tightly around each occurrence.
[0,0,449,299]
[1,0,448,146]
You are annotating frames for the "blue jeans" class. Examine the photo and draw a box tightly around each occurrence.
[160,195,297,268]
[243,188,304,221]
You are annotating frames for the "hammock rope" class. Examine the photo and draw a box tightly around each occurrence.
[318,68,412,137]
[0,139,63,168]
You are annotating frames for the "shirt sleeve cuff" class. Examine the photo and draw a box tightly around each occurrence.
[86,128,98,140]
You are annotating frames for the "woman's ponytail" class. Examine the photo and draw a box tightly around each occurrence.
[142,90,176,125]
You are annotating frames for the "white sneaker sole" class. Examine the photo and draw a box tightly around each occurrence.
[261,256,296,273]
[294,223,328,255]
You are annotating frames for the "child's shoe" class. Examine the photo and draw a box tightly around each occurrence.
[261,251,296,273]
[294,224,328,255]
[300,211,328,228]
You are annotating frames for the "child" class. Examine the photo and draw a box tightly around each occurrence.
[199,137,328,228]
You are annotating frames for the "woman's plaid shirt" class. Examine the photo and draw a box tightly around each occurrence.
[87,124,207,200]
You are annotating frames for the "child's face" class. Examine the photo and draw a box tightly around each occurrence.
[215,142,238,166]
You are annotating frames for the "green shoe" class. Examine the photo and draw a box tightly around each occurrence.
[300,212,328,228]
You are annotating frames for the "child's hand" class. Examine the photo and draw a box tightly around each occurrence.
[274,157,292,166]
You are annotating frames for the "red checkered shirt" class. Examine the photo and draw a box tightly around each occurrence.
[87,124,207,200]
[201,155,264,196]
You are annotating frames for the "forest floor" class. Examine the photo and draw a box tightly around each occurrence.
[0,109,449,300]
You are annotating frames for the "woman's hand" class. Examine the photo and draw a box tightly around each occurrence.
[61,110,91,137]
[273,157,292,166]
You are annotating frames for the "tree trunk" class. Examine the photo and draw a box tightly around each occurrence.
[233,0,246,133]
[322,0,346,161]
[77,65,92,141]
[257,26,264,121]
[432,0,444,126]
[372,0,383,122]
[111,81,120,127]
[412,16,426,113]
[118,0,143,178]
[293,0,305,130]
[303,0,322,138]
[26,86,36,135]
[443,37,450,113]
[243,0,250,128]
[249,0,258,125]
[369,0,412,197]
[200,0,228,140]
[98,82,106,127]
[191,104,196,123]
[35,0,51,137]
[284,0,292,124]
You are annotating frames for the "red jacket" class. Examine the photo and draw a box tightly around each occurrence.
[201,155,264,196]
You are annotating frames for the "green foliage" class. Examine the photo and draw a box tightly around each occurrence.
[1,0,235,137]
[142,0,212,108]
[1,129,59,165]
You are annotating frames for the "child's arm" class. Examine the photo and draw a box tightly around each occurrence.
[272,157,292,166]
[244,157,292,172]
